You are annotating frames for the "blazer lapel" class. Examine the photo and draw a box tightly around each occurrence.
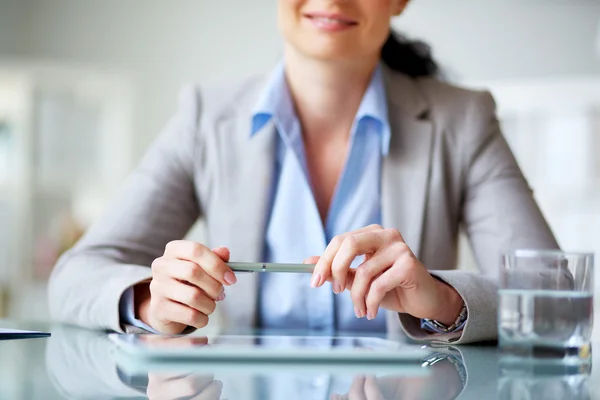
[381,69,434,260]
[219,109,277,331]
[227,119,277,263]
[381,70,434,336]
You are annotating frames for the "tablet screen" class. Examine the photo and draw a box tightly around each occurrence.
[111,333,430,363]
[122,334,401,353]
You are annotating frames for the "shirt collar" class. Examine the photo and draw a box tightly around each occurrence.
[251,62,294,137]
[354,65,391,156]
[251,62,391,156]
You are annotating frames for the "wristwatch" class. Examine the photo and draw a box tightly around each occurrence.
[423,303,468,333]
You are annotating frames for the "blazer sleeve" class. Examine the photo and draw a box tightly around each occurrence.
[48,86,203,333]
[399,91,559,344]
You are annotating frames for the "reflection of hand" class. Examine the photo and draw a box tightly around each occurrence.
[147,373,223,400]
[331,376,383,400]
[332,373,458,400]
[141,335,224,400]
[139,335,210,348]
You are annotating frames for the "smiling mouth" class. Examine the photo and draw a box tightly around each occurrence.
[304,13,359,30]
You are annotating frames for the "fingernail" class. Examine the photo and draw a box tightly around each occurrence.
[217,291,226,301]
[224,271,237,285]
[310,273,321,288]
[332,280,342,294]
[354,306,360,318]
[367,312,373,320]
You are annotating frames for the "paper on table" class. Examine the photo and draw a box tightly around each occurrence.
[0,328,50,339]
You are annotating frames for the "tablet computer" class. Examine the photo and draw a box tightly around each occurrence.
[109,334,430,364]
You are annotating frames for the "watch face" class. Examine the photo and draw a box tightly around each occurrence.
[422,303,468,333]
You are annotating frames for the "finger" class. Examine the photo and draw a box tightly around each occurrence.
[159,278,217,315]
[164,241,237,286]
[194,380,224,400]
[304,256,320,265]
[351,244,401,318]
[153,299,209,330]
[211,247,231,262]
[365,257,414,320]
[312,225,383,288]
[363,376,384,400]
[153,259,224,299]
[348,375,367,400]
[331,232,388,294]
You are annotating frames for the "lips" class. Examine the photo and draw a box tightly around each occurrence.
[304,12,358,31]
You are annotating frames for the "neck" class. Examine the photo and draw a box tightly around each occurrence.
[283,46,379,142]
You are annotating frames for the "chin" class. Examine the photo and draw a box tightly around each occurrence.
[297,40,363,63]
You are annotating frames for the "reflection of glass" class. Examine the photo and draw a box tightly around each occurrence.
[498,362,591,400]
[499,250,594,363]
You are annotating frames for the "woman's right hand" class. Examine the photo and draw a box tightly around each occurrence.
[136,241,237,334]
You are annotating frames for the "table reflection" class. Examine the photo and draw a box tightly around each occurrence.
[45,325,597,400]
[46,327,467,400]
[497,360,592,400]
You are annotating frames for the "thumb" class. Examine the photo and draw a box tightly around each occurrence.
[211,247,231,262]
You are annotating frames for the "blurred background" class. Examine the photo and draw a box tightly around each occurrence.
[0,0,599,334]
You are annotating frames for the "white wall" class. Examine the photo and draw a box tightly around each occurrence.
[0,0,25,55]
[398,0,600,80]
[2,0,599,157]
[12,0,282,157]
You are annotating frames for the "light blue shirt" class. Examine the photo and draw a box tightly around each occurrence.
[253,63,390,332]
[119,63,459,335]
[118,63,390,333]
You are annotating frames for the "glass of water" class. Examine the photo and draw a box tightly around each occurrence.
[498,250,594,363]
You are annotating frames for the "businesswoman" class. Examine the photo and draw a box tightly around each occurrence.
[49,0,557,344]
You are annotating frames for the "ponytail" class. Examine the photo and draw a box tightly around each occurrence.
[381,31,441,78]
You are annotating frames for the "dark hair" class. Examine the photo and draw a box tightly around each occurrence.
[381,31,441,78]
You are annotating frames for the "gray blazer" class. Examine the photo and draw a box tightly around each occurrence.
[48,66,558,344]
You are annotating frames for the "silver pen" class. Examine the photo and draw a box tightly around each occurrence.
[227,262,316,274]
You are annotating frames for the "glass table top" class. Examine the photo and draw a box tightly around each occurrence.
[0,320,596,399]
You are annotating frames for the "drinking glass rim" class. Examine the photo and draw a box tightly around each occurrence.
[503,249,594,258]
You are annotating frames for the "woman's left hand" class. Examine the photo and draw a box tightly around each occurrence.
[308,225,464,324]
